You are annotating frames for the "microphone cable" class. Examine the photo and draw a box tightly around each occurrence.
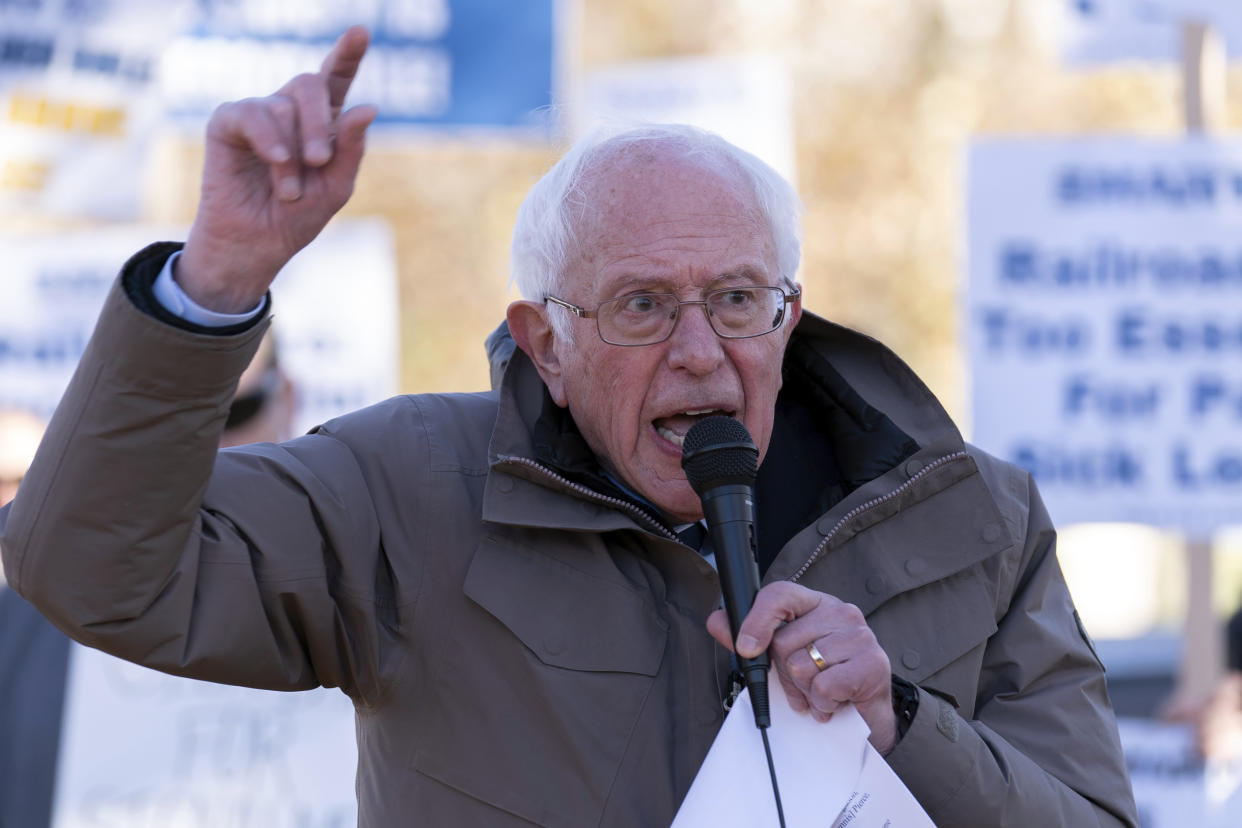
[761,727,787,828]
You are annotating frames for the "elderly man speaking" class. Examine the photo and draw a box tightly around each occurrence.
[0,27,1136,827]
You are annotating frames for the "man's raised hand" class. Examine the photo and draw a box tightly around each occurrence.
[178,26,377,313]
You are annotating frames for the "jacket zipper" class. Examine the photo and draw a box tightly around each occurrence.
[499,450,973,578]
[788,450,971,584]
[495,455,679,540]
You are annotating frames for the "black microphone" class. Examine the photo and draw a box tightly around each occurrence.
[681,415,771,730]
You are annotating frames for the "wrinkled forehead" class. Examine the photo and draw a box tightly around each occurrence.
[567,143,773,281]
[574,139,759,217]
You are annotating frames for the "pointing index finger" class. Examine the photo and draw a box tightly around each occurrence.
[320,25,370,113]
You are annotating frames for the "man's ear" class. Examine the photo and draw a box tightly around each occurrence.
[506,300,568,406]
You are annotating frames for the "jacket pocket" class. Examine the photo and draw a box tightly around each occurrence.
[410,534,668,827]
[869,567,998,714]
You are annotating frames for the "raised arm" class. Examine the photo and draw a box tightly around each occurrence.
[0,30,394,702]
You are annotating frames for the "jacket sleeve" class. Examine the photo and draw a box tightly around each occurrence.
[0,247,399,705]
[884,470,1139,827]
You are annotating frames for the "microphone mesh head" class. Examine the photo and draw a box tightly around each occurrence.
[680,416,758,494]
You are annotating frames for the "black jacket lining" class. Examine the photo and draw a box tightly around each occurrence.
[120,242,270,338]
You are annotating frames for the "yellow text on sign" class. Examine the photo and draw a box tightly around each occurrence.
[7,94,126,136]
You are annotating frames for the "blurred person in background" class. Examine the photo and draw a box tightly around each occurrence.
[0,408,65,828]
[0,409,42,509]
[0,335,295,828]
[1,27,1138,826]
[219,330,296,449]
[1168,607,1242,763]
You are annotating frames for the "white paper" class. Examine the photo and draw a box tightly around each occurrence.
[673,686,934,827]
[827,744,938,828]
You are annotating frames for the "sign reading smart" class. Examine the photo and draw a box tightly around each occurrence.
[967,139,1242,532]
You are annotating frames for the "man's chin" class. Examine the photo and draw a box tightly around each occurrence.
[644,486,704,526]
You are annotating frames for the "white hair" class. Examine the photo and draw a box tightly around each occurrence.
[510,123,803,341]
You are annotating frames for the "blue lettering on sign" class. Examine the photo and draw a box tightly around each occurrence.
[1055,165,1217,207]
[62,0,107,22]
[1001,244,1038,284]
[1063,374,1161,419]
[1013,442,1143,487]
[1189,376,1242,419]
[1173,444,1242,488]
[1115,308,1242,357]
[980,308,1090,355]
[0,331,89,366]
[73,49,153,82]
[1,35,53,68]
[35,268,112,296]
[996,241,1242,291]
[168,0,556,130]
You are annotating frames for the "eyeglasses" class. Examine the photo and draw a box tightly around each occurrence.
[545,283,801,346]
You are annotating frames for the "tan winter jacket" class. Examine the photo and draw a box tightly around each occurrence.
[0,244,1138,826]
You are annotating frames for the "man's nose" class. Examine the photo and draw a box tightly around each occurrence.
[665,303,725,374]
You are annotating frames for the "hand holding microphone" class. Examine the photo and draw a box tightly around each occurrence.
[684,417,899,754]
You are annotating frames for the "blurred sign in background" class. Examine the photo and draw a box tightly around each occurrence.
[1060,0,1242,63]
[968,138,1242,533]
[0,0,560,219]
[161,0,558,131]
[0,220,398,434]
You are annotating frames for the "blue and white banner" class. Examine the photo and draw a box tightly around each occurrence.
[162,0,560,131]
[0,0,561,218]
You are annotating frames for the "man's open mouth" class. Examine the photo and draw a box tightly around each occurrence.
[654,409,735,448]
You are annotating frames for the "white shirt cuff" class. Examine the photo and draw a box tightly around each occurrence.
[152,251,266,327]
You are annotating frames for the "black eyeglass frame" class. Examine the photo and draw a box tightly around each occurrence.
[544,280,802,347]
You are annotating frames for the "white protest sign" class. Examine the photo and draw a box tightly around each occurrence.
[580,54,796,182]
[1118,717,1242,827]
[1059,0,1242,63]
[967,138,1242,532]
[53,644,358,828]
[0,219,398,437]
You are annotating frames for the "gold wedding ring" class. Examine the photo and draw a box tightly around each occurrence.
[807,642,829,671]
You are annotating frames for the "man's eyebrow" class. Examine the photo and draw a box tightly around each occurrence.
[709,268,770,287]
[597,265,772,297]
